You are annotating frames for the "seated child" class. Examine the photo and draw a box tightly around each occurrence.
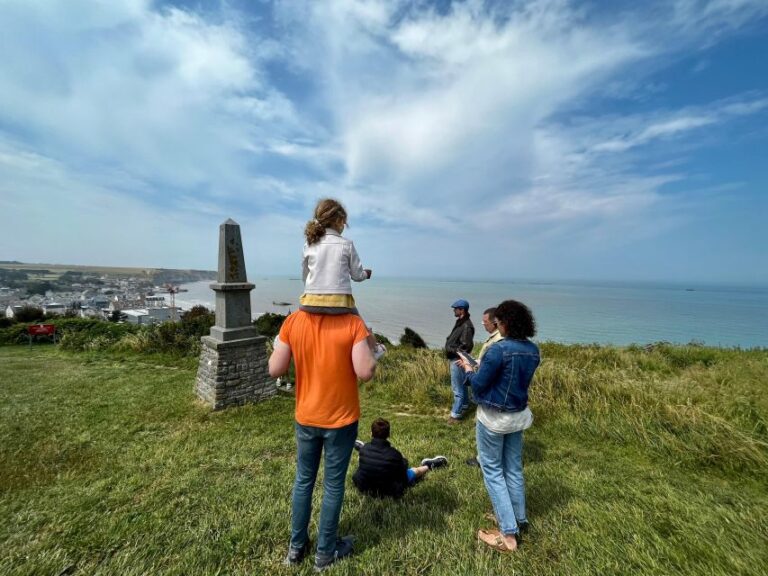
[352,418,447,499]
[300,197,384,357]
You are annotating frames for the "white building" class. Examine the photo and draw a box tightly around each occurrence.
[5,304,23,318]
[122,307,179,325]
[42,303,67,316]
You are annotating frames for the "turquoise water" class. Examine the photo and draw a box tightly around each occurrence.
[178,277,768,349]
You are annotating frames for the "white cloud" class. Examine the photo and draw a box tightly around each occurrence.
[1,0,767,281]
[0,0,302,196]
[589,96,768,153]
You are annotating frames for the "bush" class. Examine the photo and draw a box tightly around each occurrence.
[374,333,392,346]
[58,319,139,351]
[180,305,215,338]
[14,305,45,323]
[0,323,32,345]
[108,310,127,323]
[0,317,15,329]
[253,313,286,339]
[399,327,427,348]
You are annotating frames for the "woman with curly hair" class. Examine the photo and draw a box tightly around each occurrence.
[458,299,540,552]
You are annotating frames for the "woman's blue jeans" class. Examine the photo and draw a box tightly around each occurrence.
[291,421,358,556]
[450,361,469,419]
[476,420,527,536]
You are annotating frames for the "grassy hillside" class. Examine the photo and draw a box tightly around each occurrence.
[0,262,215,284]
[1,344,766,575]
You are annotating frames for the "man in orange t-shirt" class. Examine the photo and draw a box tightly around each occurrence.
[269,311,375,571]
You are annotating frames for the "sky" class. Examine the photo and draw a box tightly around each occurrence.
[0,0,767,284]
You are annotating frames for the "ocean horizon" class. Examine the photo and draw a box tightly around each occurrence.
[176,276,768,349]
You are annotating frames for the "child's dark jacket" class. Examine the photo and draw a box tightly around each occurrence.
[352,438,409,498]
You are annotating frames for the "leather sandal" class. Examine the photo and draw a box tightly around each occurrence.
[477,529,517,553]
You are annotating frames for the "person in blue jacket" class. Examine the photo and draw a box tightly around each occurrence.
[457,299,540,553]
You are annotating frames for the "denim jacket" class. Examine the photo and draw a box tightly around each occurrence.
[467,338,540,412]
[302,229,368,294]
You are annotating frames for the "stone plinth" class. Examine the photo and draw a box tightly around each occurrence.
[195,218,276,409]
[196,335,275,410]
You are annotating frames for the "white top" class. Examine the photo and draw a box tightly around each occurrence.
[302,229,368,294]
[477,405,534,434]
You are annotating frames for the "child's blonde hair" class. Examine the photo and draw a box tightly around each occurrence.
[304,198,348,245]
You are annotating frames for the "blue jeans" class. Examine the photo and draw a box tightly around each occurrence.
[450,361,469,419]
[476,420,527,536]
[291,421,358,556]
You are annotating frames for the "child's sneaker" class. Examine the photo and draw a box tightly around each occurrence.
[354,440,365,452]
[373,344,386,360]
[420,455,448,470]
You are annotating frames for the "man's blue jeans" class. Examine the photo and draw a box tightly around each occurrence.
[291,421,358,556]
[450,361,469,419]
[476,420,527,536]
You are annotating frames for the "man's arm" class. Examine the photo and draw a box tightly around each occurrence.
[352,339,376,381]
[459,323,474,353]
[268,337,292,377]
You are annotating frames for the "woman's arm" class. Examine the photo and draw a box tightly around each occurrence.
[466,345,502,395]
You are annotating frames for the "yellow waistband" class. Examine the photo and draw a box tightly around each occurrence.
[299,293,357,307]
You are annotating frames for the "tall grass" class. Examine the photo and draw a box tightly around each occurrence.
[370,343,768,475]
[1,343,766,575]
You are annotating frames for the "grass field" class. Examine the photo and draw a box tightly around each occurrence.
[1,344,766,575]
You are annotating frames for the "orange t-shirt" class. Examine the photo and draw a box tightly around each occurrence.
[279,311,369,428]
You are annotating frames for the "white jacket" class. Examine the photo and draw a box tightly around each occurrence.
[302,229,368,294]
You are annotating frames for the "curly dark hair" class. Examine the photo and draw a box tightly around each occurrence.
[494,299,536,340]
[371,418,390,440]
[304,198,348,245]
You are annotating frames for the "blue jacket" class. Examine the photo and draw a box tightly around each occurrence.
[467,338,540,412]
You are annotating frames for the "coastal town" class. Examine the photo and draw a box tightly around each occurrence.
[0,263,215,325]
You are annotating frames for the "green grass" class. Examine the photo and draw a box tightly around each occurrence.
[1,344,766,575]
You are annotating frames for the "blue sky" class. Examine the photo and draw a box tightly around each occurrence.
[0,0,766,284]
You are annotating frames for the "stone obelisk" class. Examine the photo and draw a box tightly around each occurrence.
[195,219,275,409]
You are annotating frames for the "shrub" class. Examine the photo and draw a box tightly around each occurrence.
[14,305,45,323]
[180,305,215,338]
[374,333,392,346]
[57,319,139,351]
[108,310,127,323]
[0,317,14,329]
[0,323,32,345]
[400,327,427,348]
[253,313,286,339]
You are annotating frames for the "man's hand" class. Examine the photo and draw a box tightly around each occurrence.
[364,269,372,279]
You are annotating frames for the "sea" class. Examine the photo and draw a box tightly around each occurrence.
[176,277,768,349]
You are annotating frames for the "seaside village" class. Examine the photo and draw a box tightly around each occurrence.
[1,274,183,325]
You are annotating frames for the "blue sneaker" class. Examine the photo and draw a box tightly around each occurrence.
[314,535,354,572]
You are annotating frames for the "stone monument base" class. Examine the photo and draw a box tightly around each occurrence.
[196,335,276,410]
